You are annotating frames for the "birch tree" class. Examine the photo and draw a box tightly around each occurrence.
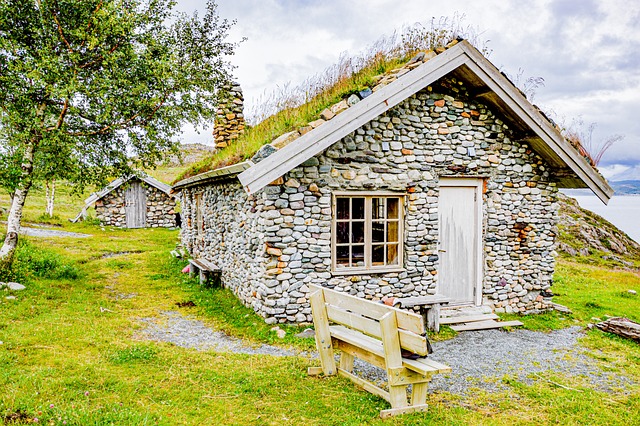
[0,0,238,266]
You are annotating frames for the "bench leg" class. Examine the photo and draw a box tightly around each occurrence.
[388,385,408,409]
[424,304,441,333]
[339,352,354,373]
[411,382,429,406]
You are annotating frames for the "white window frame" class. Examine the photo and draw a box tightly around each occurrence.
[331,191,405,275]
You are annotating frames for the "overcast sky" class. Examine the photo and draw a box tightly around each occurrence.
[176,0,639,177]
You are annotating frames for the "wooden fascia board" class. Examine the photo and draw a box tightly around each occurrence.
[238,46,468,195]
[172,161,251,190]
[140,176,171,195]
[457,41,613,204]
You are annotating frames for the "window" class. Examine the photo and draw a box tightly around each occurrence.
[333,194,403,273]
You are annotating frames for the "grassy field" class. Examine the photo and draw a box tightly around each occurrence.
[1,188,639,424]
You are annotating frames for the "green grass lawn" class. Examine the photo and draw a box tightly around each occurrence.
[1,191,639,424]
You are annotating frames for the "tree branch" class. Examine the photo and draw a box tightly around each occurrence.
[51,10,74,54]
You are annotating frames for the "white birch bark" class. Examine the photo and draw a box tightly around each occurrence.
[45,180,55,217]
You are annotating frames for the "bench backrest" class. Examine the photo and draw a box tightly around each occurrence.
[309,285,429,356]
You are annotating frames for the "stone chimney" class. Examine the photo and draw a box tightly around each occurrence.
[213,82,245,149]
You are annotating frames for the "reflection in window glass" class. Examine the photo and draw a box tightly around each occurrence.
[387,198,399,219]
[337,198,350,220]
[352,198,365,219]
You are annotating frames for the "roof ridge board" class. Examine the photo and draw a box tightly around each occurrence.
[238,45,468,194]
[457,42,613,203]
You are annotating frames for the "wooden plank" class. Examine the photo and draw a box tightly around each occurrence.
[337,368,391,404]
[330,325,451,376]
[309,290,337,375]
[238,47,467,195]
[334,339,387,371]
[380,404,429,419]
[450,319,523,332]
[398,295,451,308]
[326,305,428,355]
[314,285,424,334]
[340,351,355,373]
[307,366,323,376]
[380,312,407,409]
[440,314,499,325]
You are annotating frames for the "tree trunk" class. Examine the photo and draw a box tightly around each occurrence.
[0,134,38,265]
[45,180,55,217]
[0,182,31,262]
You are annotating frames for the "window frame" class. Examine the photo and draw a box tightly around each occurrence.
[331,191,405,275]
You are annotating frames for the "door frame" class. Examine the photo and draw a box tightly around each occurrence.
[438,177,484,306]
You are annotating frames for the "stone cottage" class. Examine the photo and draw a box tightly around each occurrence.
[75,174,177,228]
[173,40,612,324]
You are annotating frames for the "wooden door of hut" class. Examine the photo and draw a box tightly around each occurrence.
[125,181,147,228]
[438,178,483,306]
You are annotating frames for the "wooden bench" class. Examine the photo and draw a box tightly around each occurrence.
[188,258,221,287]
[396,294,451,333]
[307,285,451,418]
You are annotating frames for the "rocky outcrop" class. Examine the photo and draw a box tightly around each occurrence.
[557,193,640,261]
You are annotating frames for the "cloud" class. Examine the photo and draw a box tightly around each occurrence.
[173,0,639,168]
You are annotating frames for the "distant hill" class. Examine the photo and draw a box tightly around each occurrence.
[609,180,640,195]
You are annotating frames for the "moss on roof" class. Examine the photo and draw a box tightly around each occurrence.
[174,36,598,186]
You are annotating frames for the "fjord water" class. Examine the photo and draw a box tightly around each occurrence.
[572,195,640,243]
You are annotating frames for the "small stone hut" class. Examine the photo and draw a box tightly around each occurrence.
[173,40,612,324]
[76,174,177,228]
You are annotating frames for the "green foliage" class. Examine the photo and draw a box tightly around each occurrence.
[0,0,238,192]
[0,238,81,282]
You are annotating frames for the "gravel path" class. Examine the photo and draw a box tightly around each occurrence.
[138,311,294,356]
[138,311,634,395]
[19,225,92,238]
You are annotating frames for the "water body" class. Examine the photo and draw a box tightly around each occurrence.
[570,195,640,243]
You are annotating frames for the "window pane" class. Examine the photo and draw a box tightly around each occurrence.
[352,245,365,267]
[372,221,385,243]
[337,198,350,219]
[352,197,365,219]
[336,222,349,244]
[372,244,385,265]
[372,197,385,220]
[387,244,399,265]
[336,246,350,266]
[387,221,399,242]
[352,221,364,243]
[387,198,399,219]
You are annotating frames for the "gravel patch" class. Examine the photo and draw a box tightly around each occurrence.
[353,326,634,395]
[137,313,634,395]
[137,311,295,356]
[19,226,91,238]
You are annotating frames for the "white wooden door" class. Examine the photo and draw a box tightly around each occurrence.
[125,181,146,228]
[438,179,482,305]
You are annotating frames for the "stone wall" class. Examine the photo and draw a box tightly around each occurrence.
[183,83,559,323]
[95,180,177,228]
[180,182,270,314]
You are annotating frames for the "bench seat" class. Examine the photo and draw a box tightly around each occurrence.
[308,285,451,418]
[188,258,221,287]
